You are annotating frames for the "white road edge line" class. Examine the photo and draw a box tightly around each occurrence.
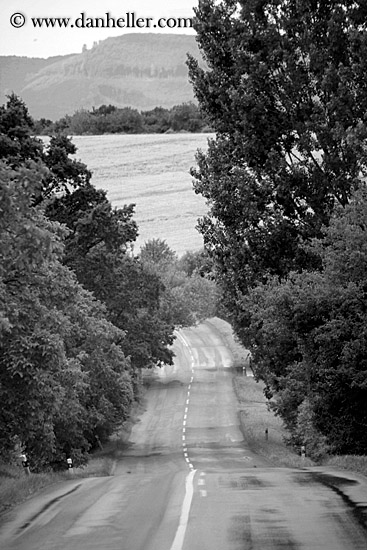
[170,469,197,550]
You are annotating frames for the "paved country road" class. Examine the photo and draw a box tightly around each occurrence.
[1,322,367,549]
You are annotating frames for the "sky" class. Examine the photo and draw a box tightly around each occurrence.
[0,0,197,58]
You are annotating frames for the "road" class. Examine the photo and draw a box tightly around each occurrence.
[1,322,367,549]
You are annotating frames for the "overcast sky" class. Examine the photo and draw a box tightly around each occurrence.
[0,0,197,58]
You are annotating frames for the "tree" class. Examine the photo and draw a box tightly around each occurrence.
[45,184,138,261]
[169,102,205,132]
[178,249,214,278]
[188,0,367,325]
[140,238,177,267]
[243,186,367,456]
[0,93,43,165]
[42,135,92,199]
[46,194,175,375]
[0,161,133,469]
[141,107,171,133]
[74,250,175,372]
[67,109,95,135]
[0,95,92,202]
[140,240,219,327]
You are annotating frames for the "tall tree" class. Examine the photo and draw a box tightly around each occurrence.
[46,191,175,375]
[188,0,367,326]
[0,161,133,469]
[0,94,174,379]
[0,94,43,165]
[42,135,92,199]
[242,186,367,456]
[0,94,92,200]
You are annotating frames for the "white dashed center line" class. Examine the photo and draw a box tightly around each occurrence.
[175,330,196,472]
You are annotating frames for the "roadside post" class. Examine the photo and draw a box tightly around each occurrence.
[265,428,268,441]
[20,453,30,475]
[67,457,74,474]
[301,445,306,460]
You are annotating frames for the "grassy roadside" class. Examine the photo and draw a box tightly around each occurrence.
[0,400,143,516]
[0,455,116,516]
[2,317,366,515]
[205,317,367,476]
[205,317,312,468]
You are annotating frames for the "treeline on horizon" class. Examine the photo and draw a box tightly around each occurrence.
[34,102,212,136]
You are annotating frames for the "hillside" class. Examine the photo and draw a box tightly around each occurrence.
[0,34,203,120]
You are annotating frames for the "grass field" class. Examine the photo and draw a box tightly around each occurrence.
[71,133,212,256]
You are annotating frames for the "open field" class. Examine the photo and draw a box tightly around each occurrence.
[71,133,212,256]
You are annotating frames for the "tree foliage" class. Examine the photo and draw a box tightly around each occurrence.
[188,0,367,304]
[0,161,133,469]
[140,239,219,327]
[45,188,175,373]
[34,102,211,135]
[0,94,178,470]
[0,94,43,165]
[242,187,367,456]
[188,1,367,456]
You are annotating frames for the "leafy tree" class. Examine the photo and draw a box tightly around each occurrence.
[140,240,219,327]
[169,102,205,133]
[0,95,92,201]
[243,186,367,456]
[178,249,214,278]
[92,104,117,116]
[73,250,175,372]
[188,0,367,324]
[45,184,138,260]
[34,102,209,136]
[32,117,55,136]
[42,135,92,199]
[141,107,171,133]
[46,193,174,375]
[140,238,177,267]
[0,161,133,469]
[107,107,143,134]
[0,93,43,165]
[67,109,95,135]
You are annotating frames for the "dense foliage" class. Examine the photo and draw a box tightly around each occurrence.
[189,0,367,456]
[243,189,367,457]
[140,239,219,327]
[0,94,194,470]
[0,160,133,470]
[34,102,212,136]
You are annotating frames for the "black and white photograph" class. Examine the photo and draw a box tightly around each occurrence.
[1,1,367,549]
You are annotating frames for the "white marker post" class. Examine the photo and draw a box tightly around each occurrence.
[20,453,30,476]
[67,457,74,474]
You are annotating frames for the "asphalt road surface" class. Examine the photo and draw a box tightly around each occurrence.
[1,322,367,549]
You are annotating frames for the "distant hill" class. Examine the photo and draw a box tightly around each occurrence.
[0,34,204,120]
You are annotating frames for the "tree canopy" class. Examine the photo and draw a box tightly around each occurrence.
[0,94,185,470]
[188,0,367,299]
[140,239,219,327]
[243,188,367,456]
[0,160,133,469]
[188,0,367,456]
